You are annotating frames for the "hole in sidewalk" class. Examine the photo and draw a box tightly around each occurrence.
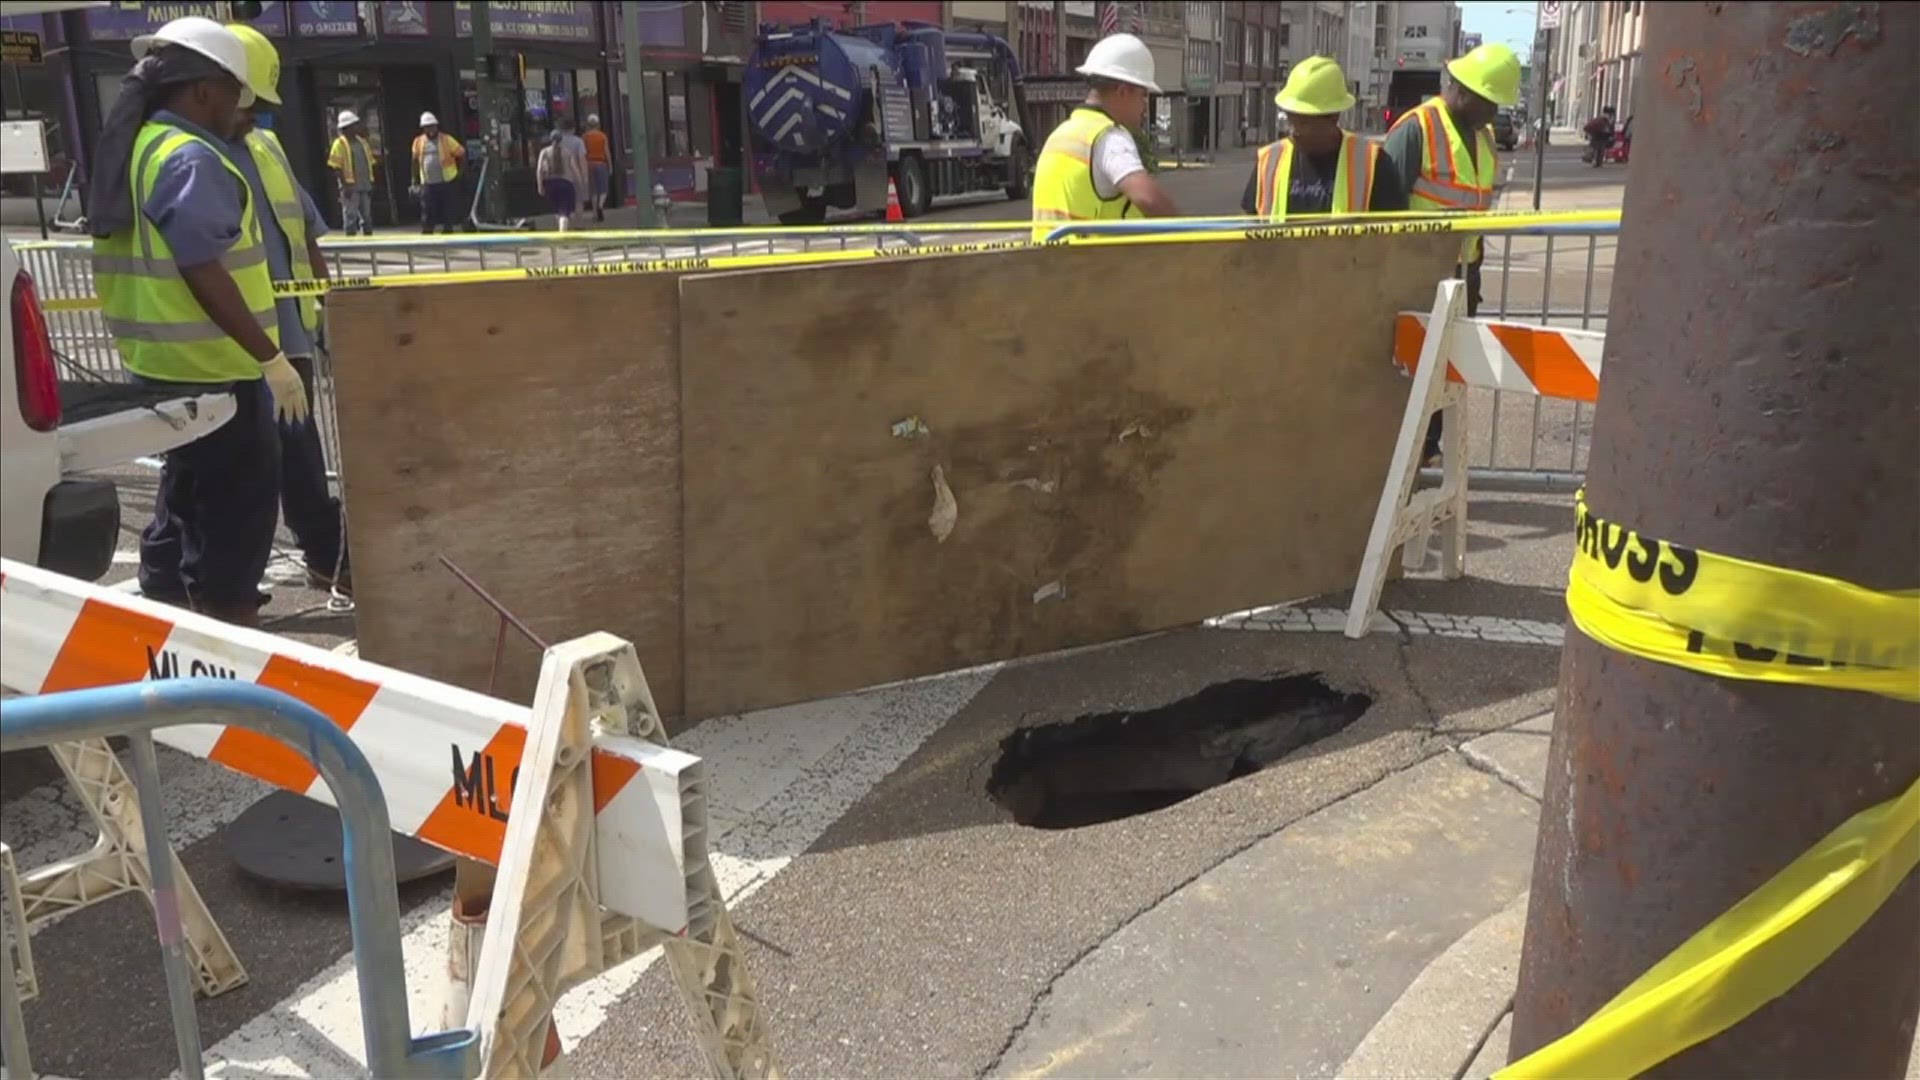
[987,674,1372,830]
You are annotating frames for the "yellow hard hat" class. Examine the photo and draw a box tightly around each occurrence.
[1446,42,1521,107]
[1274,56,1355,116]
[225,22,281,106]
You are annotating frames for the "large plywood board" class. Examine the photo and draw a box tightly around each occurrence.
[677,236,1460,716]
[329,275,685,715]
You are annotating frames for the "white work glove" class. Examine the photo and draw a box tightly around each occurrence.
[259,352,311,426]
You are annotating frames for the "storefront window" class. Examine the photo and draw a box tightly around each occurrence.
[666,79,690,157]
[576,70,600,129]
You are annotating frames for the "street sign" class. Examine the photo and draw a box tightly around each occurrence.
[1,29,43,65]
[0,120,48,176]
[1540,1,1563,30]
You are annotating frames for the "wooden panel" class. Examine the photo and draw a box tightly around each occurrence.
[677,235,1461,716]
[329,275,685,716]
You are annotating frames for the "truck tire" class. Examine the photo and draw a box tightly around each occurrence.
[1005,140,1032,200]
[895,155,931,218]
[779,191,828,226]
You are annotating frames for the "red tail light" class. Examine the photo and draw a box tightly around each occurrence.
[11,268,60,432]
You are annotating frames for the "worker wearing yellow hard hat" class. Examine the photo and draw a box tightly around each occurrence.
[1241,56,1407,220]
[1380,41,1520,464]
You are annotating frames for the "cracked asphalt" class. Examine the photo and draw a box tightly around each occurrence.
[566,486,1574,1079]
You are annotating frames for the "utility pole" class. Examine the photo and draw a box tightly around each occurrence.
[622,0,659,228]
[1053,0,1067,72]
[468,0,511,226]
[1530,18,1551,209]
[1509,4,1919,1075]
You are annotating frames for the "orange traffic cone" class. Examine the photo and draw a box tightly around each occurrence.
[885,176,905,222]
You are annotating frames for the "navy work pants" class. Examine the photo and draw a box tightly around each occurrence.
[142,358,347,597]
[277,356,347,578]
[137,377,281,606]
[421,180,461,233]
[1423,258,1483,461]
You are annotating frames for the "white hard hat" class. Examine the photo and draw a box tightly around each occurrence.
[131,16,257,108]
[1076,33,1160,94]
[336,109,360,127]
[420,111,439,127]
[586,113,599,125]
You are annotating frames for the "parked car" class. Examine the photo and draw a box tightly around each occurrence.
[1492,110,1518,151]
[2,239,234,580]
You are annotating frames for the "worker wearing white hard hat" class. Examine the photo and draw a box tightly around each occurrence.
[412,111,467,233]
[1242,56,1408,221]
[89,16,289,626]
[1030,32,1180,241]
[327,109,380,236]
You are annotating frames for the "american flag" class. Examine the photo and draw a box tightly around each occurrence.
[1099,1,1120,36]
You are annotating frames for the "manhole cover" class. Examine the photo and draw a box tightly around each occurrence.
[987,674,1372,829]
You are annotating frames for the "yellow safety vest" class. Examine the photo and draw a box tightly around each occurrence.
[1031,106,1144,243]
[326,133,377,186]
[93,122,278,384]
[245,128,321,335]
[1392,98,1497,259]
[1252,132,1381,221]
[412,132,462,184]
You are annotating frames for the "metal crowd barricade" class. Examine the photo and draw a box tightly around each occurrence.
[0,679,481,1080]
[1471,224,1615,490]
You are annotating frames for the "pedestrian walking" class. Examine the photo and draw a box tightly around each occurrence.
[536,130,584,231]
[411,111,465,234]
[1379,41,1519,462]
[326,108,377,235]
[1242,57,1407,220]
[89,16,302,628]
[1031,33,1179,241]
[582,113,611,223]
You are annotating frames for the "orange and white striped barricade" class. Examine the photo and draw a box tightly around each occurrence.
[0,560,779,1079]
[1343,281,1605,638]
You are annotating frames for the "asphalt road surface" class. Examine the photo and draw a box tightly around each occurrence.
[1,142,1623,1080]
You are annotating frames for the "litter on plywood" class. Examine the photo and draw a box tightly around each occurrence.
[928,465,958,541]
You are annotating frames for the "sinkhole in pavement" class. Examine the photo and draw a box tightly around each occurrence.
[987,674,1373,830]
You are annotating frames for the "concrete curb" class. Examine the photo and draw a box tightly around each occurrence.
[1335,892,1528,1080]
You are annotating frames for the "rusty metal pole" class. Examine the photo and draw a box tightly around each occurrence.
[1510,3,1920,1075]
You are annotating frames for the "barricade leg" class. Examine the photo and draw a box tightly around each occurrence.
[1345,279,1469,639]
[462,635,777,1079]
[1,843,34,1080]
[16,739,246,999]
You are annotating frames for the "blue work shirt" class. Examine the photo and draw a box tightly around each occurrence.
[228,129,329,359]
[142,109,248,269]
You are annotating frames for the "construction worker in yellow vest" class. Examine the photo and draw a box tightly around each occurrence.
[1241,56,1407,220]
[413,112,466,233]
[89,16,303,627]
[231,24,351,596]
[1031,33,1179,243]
[327,109,378,236]
[1381,42,1519,465]
[1380,42,1520,317]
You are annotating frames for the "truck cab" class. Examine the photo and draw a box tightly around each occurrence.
[2,240,234,580]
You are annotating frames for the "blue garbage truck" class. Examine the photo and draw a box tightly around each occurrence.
[747,19,1033,222]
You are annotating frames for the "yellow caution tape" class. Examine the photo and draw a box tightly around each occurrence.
[32,208,1621,313]
[1566,491,1920,701]
[1497,773,1920,1078]
[1500,492,1920,1076]
[6,206,1615,251]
